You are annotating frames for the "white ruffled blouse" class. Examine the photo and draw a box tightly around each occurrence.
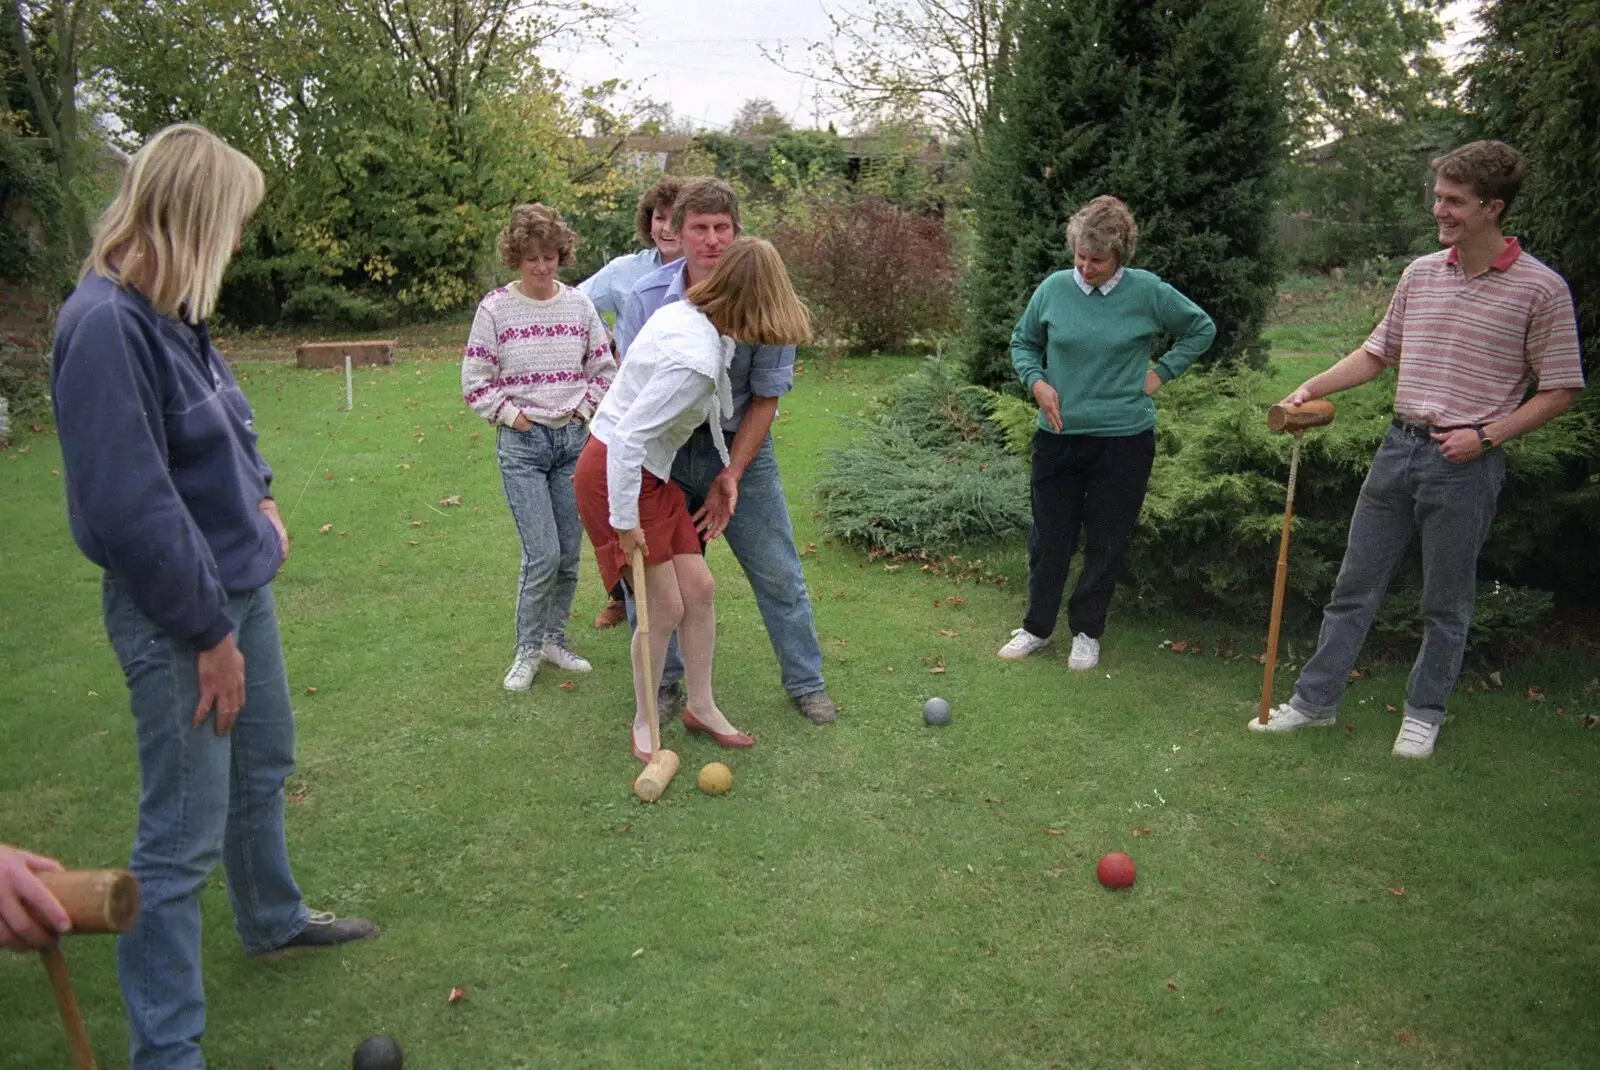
[588,301,736,531]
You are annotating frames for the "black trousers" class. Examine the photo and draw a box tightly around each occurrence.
[1023,428,1156,641]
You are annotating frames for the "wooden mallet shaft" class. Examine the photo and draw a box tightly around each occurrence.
[34,870,141,1070]
[1259,401,1336,724]
[631,548,680,802]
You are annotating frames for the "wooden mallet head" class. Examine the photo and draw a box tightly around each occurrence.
[1267,399,1336,433]
[37,870,140,935]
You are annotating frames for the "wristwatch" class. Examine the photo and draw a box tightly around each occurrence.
[1475,427,1497,451]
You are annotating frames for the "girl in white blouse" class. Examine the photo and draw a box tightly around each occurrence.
[574,238,812,762]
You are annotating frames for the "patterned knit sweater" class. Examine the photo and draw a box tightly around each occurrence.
[461,282,616,428]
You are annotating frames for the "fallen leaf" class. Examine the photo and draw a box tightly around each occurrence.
[1212,1005,1224,1015]
[1046,867,1064,878]
[1581,714,1600,729]
[985,796,1001,804]
[631,948,645,959]
[1250,653,1268,665]
[559,680,575,690]
[1344,725,1356,739]
[407,540,419,546]
[338,531,350,537]
[929,656,947,675]
[319,524,333,534]
[1525,685,1545,701]
[304,686,318,695]
[1130,826,1152,838]
[49,468,59,476]
[1165,977,1178,992]
[1043,828,1066,837]
[439,495,462,507]
[883,563,903,572]
[944,596,965,608]
[616,824,631,834]
[1554,705,1564,716]
[410,520,425,527]
[1489,670,1505,689]
[1393,1030,1414,1045]
[1170,640,1190,654]
[1385,886,1406,896]
[396,463,410,470]
[937,629,958,638]
[322,472,334,480]
[1385,704,1398,713]
[447,987,467,1004]
[1348,667,1370,681]
[1255,853,1268,862]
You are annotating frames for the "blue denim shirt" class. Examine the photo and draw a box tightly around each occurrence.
[615,260,794,433]
[579,247,672,319]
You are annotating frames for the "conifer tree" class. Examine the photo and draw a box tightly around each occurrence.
[1467,0,1598,381]
[964,0,1284,389]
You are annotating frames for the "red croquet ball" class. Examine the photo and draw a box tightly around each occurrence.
[1096,852,1136,889]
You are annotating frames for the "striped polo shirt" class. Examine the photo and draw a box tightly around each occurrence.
[1362,237,1585,426]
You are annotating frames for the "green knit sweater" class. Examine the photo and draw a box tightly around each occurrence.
[1011,268,1215,437]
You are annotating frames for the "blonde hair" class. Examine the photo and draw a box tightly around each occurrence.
[685,237,811,347]
[498,203,576,269]
[1066,195,1138,264]
[85,124,264,323]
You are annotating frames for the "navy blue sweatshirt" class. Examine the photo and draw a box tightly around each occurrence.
[51,273,280,650]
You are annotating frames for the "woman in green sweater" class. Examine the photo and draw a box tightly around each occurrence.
[999,196,1215,669]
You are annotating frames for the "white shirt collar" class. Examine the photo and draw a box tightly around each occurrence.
[1073,266,1125,296]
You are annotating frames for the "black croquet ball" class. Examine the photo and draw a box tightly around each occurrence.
[353,1035,403,1069]
[922,697,952,726]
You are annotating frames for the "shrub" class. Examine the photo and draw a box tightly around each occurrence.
[772,197,960,354]
[815,359,1029,553]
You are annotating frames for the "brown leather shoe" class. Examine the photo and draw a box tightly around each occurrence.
[594,598,627,630]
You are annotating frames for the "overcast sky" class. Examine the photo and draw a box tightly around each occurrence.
[545,0,1485,133]
[545,0,853,131]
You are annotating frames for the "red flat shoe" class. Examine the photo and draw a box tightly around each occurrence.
[681,709,754,748]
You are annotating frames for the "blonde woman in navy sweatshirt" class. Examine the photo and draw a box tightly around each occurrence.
[51,124,376,1069]
[998,196,1215,670]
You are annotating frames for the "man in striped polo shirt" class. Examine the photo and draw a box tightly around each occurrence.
[1252,140,1586,758]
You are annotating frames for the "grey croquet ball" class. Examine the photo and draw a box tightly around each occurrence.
[352,1035,403,1070]
[922,697,952,726]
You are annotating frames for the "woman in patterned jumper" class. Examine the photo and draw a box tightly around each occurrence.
[462,204,617,691]
[574,237,811,763]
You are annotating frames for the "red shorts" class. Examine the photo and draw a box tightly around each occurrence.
[574,436,701,594]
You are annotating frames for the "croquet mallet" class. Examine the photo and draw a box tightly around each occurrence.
[34,868,141,1070]
[1257,399,1337,725]
[630,547,680,802]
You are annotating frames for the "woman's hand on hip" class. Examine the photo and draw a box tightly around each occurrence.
[511,413,533,432]
[1031,380,1063,433]
[194,633,245,735]
[617,527,647,560]
[1143,370,1163,397]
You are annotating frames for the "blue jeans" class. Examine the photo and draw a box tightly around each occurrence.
[633,429,825,698]
[104,576,309,1070]
[497,421,587,650]
[1290,423,1508,726]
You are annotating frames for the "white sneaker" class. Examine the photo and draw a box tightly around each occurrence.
[998,628,1050,660]
[502,647,540,691]
[1248,702,1337,733]
[1392,715,1440,758]
[540,638,592,673]
[1067,633,1100,670]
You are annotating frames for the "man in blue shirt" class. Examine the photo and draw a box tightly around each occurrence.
[615,177,837,725]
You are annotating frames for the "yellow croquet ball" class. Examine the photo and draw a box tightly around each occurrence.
[697,762,733,795]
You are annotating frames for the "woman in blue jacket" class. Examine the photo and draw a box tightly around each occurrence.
[51,124,377,1069]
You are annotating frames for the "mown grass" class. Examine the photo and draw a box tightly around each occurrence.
[2,302,1598,1069]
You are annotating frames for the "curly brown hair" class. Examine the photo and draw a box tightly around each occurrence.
[498,203,576,269]
[1431,141,1527,222]
[634,176,685,247]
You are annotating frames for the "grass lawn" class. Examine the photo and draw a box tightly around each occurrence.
[2,298,1598,1069]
